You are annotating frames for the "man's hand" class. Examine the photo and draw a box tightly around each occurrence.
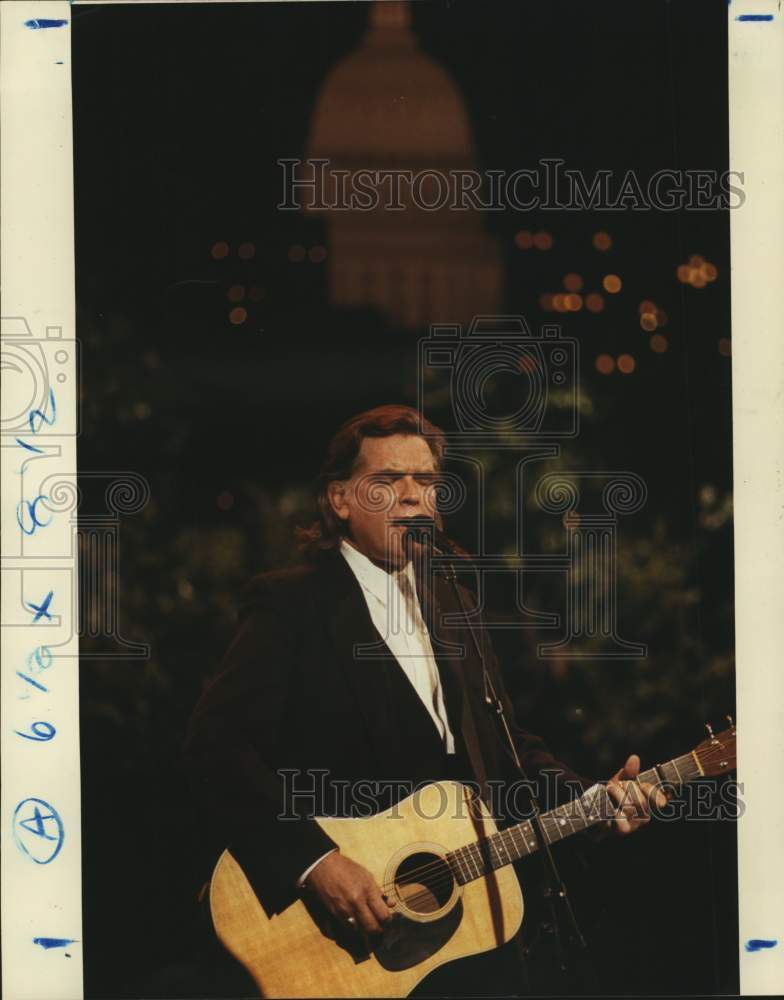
[304,851,395,937]
[606,753,668,836]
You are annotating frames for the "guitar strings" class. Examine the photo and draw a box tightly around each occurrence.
[377,809,602,907]
[377,804,603,895]
[386,788,683,910]
[375,756,727,909]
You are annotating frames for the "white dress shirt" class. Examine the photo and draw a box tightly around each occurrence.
[340,539,456,754]
[297,540,457,887]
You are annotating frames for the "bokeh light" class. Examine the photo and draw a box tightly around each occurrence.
[229,307,247,325]
[539,293,554,311]
[617,354,636,374]
[288,244,306,262]
[639,299,656,315]
[563,273,583,292]
[603,274,622,294]
[565,293,583,311]
[309,245,328,263]
[514,230,534,249]
[677,255,718,287]
[640,312,658,332]
[227,284,245,303]
[211,241,229,260]
[585,292,605,313]
[593,231,612,251]
[237,242,256,260]
[650,334,668,353]
[533,231,553,250]
[595,354,615,374]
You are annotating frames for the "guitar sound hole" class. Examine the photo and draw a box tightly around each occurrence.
[394,852,453,915]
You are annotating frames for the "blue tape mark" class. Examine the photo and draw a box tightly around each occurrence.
[24,19,68,29]
[33,937,77,950]
[735,14,774,20]
[745,938,778,952]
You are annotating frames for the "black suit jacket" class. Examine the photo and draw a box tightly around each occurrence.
[183,550,590,905]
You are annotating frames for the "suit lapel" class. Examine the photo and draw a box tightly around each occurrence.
[417,564,491,801]
[320,553,404,768]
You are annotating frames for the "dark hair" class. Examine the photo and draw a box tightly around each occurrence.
[297,404,446,556]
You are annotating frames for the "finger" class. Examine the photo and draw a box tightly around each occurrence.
[623,754,641,780]
[606,781,625,808]
[625,781,647,815]
[367,891,394,927]
[381,890,397,908]
[640,781,668,811]
[608,780,645,817]
[355,900,384,936]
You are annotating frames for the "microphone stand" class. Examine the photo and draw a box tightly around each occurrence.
[402,520,595,991]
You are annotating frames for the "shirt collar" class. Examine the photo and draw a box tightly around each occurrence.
[339,539,414,605]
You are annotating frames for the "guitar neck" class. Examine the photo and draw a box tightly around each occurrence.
[447,750,704,885]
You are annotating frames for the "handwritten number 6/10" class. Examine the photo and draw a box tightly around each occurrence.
[14,721,56,742]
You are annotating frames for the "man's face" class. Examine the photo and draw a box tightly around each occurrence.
[328,434,439,569]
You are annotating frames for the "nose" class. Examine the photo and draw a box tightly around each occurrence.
[397,475,423,508]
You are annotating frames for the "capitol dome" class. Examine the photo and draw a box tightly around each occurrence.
[308,1,474,165]
[304,0,502,330]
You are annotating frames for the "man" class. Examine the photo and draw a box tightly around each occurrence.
[184,404,663,995]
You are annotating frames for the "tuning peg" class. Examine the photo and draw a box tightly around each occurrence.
[726,714,734,728]
[705,722,715,739]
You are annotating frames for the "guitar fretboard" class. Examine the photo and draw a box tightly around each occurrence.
[447,752,702,885]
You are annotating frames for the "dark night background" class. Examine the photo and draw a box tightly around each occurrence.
[72,1,737,996]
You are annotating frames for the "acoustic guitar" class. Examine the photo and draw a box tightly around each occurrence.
[209,722,736,998]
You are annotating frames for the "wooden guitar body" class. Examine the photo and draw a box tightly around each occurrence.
[209,781,524,998]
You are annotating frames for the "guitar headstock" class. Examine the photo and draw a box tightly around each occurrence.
[693,717,736,777]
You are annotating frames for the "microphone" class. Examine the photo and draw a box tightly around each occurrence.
[389,515,456,555]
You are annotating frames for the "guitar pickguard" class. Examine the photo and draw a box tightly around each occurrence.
[372,901,463,972]
[302,894,464,970]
